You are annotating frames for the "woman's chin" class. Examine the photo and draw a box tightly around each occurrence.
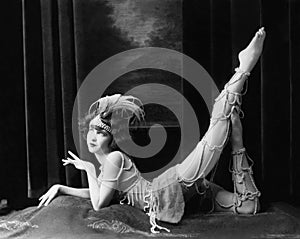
[88,147,97,154]
[88,146,108,155]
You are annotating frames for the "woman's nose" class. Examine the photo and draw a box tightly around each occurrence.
[91,134,97,141]
[89,131,97,141]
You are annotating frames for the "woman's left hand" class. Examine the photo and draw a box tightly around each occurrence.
[62,151,95,172]
[38,184,61,208]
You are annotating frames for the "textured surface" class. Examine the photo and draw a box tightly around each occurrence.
[0,196,300,239]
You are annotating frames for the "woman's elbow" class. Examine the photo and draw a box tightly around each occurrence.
[93,204,103,211]
[93,206,100,211]
[92,202,102,211]
[91,199,101,211]
[92,200,109,211]
[92,203,100,211]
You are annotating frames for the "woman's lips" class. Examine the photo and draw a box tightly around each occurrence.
[89,143,97,147]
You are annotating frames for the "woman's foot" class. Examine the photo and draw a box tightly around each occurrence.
[238,27,266,73]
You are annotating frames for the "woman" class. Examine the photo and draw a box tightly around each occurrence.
[38,27,266,233]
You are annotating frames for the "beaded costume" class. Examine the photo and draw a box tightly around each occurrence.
[89,68,261,233]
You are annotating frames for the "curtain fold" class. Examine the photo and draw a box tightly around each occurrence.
[230,0,263,199]
[0,0,26,208]
[290,0,300,203]
[15,0,300,205]
[260,0,293,202]
[40,0,64,187]
[57,0,85,187]
[22,0,47,198]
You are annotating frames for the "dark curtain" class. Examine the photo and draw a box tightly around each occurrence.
[0,0,299,208]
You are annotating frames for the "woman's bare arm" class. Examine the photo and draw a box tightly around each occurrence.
[61,151,101,209]
[59,186,90,198]
[38,185,90,208]
[39,151,123,210]
[93,151,123,210]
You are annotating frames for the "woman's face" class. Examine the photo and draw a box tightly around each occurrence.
[86,116,112,155]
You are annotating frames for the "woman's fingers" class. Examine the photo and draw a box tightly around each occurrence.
[62,158,75,166]
[38,195,48,208]
[44,194,54,206]
[64,152,87,170]
[37,185,60,208]
[62,159,70,163]
[38,192,55,207]
[68,150,80,160]
[37,201,43,208]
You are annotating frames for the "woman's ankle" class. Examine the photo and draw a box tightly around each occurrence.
[232,148,251,170]
[232,145,244,153]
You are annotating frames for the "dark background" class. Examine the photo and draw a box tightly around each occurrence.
[0,0,299,210]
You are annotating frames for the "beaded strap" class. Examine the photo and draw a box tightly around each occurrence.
[212,67,250,122]
[215,148,261,214]
[230,148,261,214]
[234,67,250,76]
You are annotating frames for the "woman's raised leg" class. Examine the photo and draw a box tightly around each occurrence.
[176,27,266,188]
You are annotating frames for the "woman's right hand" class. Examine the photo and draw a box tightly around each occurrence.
[62,151,95,173]
[38,184,61,208]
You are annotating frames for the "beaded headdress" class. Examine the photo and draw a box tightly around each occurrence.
[88,94,145,134]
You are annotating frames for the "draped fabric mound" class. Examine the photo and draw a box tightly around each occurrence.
[1,196,300,239]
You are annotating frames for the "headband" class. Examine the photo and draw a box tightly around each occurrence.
[92,115,112,133]
[88,94,145,131]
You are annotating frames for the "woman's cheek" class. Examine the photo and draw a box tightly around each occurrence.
[106,136,113,148]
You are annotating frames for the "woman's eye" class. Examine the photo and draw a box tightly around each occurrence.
[96,130,107,136]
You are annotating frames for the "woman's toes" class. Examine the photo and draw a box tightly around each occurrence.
[259,28,266,38]
[256,27,266,39]
[257,31,262,38]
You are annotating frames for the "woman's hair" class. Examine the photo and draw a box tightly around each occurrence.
[78,94,145,151]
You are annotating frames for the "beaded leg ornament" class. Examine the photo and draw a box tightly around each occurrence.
[212,68,250,123]
[229,148,261,214]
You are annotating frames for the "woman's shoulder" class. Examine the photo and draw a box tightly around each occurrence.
[109,150,133,160]
[109,151,137,172]
[107,150,126,160]
[105,151,125,166]
[108,150,123,158]
[107,151,133,165]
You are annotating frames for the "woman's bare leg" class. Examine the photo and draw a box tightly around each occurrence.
[176,27,266,188]
[212,111,261,214]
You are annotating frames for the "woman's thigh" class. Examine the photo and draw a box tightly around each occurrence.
[176,140,223,187]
